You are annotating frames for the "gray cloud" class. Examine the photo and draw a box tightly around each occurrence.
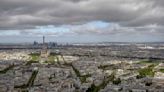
[69,23,164,37]
[0,0,163,28]
[0,0,164,41]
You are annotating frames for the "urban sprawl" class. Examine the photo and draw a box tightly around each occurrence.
[0,39,164,92]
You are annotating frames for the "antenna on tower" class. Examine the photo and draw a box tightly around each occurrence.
[43,36,45,44]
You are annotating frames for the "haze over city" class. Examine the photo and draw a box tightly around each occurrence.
[0,0,164,43]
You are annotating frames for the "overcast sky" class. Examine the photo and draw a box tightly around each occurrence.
[0,0,164,43]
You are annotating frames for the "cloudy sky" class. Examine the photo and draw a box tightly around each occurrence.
[0,0,164,43]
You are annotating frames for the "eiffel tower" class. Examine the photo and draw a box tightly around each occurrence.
[40,36,49,63]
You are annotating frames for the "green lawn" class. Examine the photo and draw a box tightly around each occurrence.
[26,60,39,65]
[159,69,164,73]
[31,55,39,61]
[29,53,40,61]
[138,64,156,77]
[28,53,63,64]
[48,56,54,61]
[137,60,159,65]
[26,53,40,65]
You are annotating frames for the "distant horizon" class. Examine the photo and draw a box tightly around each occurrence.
[0,40,164,45]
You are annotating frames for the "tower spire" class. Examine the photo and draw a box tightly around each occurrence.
[43,36,45,44]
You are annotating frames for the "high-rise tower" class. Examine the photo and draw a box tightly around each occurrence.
[40,36,49,63]
[42,36,46,50]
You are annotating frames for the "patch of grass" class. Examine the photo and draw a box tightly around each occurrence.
[25,60,39,65]
[159,69,164,73]
[29,53,40,61]
[48,55,55,62]
[25,53,40,65]
[47,55,60,64]
[47,55,56,64]
[138,64,156,77]
[137,60,160,64]
[31,55,39,61]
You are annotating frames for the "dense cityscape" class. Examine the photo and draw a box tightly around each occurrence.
[0,37,163,92]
